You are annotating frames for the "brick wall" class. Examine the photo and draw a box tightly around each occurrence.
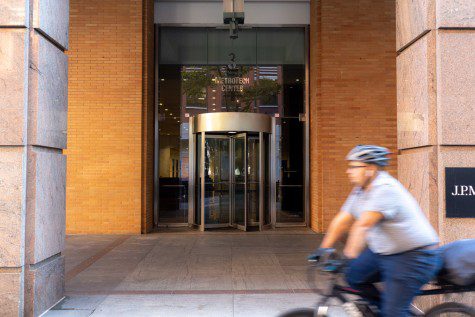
[66,0,397,234]
[66,0,151,234]
[142,0,155,233]
[310,0,398,232]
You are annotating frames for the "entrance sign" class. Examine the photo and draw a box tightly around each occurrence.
[446,168,475,218]
[216,76,250,92]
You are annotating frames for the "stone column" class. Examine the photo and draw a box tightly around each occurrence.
[397,0,474,305]
[397,0,475,240]
[0,1,69,316]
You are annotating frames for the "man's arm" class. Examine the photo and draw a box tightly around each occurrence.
[320,211,355,248]
[343,211,384,258]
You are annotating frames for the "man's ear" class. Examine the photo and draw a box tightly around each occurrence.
[365,165,378,177]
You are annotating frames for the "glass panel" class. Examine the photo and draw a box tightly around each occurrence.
[247,135,260,225]
[234,184,245,225]
[257,28,305,65]
[234,135,245,226]
[282,65,305,116]
[160,28,207,65]
[276,118,304,222]
[160,27,305,65]
[158,65,189,224]
[264,134,270,225]
[208,29,256,65]
[195,133,201,225]
[204,137,230,225]
[157,27,307,226]
[157,125,188,223]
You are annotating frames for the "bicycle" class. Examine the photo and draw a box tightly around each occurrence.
[279,251,475,317]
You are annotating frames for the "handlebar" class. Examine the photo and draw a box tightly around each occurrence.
[308,250,349,274]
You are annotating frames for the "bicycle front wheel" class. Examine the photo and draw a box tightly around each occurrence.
[424,302,475,317]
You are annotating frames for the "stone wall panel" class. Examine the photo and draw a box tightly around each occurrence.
[437,31,475,145]
[398,147,439,231]
[0,0,28,27]
[29,32,68,149]
[396,0,435,50]
[397,32,436,149]
[0,29,28,145]
[25,256,65,316]
[0,147,25,267]
[33,0,69,49]
[436,0,475,28]
[26,148,66,264]
[0,272,22,316]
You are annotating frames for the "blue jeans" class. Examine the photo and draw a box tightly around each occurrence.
[345,248,442,317]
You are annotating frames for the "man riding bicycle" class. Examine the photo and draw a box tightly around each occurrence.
[308,145,442,317]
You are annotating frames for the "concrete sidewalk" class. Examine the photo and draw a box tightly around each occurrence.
[45,228,332,316]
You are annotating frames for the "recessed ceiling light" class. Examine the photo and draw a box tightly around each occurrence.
[165,108,168,111]
[212,108,216,111]
[161,78,165,81]
[296,79,300,82]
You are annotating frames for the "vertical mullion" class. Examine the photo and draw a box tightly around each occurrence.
[188,117,194,225]
[244,134,247,230]
[200,132,205,231]
[259,132,264,231]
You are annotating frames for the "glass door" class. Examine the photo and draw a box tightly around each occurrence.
[194,131,269,231]
[232,133,246,231]
[203,135,230,228]
[247,134,260,228]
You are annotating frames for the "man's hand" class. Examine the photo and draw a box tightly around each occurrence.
[307,248,335,262]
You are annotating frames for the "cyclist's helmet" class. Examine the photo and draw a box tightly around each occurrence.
[346,145,391,167]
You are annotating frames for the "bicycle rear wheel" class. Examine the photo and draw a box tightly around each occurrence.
[424,302,475,317]
[278,308,315,317]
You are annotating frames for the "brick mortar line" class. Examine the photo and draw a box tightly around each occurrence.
[65,235,131,281]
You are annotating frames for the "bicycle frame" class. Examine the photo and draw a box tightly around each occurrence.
[310,262,475,317]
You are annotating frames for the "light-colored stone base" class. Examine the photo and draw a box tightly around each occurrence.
[0,271,23,316]
[25,255,65,316]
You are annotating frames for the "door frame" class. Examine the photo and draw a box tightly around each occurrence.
[154,25,310,228]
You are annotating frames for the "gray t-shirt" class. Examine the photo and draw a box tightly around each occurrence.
[342,171,439,255]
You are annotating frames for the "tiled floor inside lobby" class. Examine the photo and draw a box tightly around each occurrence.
[46,228,335,317]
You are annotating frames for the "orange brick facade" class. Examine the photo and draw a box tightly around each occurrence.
[66,1,397,234]
[66,0,154,234]
[309,0,398,232]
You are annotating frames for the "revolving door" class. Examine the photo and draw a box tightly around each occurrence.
[189,113,272,231]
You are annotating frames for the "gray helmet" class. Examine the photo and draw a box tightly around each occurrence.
[346,145,391,166]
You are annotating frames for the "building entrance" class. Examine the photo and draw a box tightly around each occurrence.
[155,26,308,229]
[190,113,271,231]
